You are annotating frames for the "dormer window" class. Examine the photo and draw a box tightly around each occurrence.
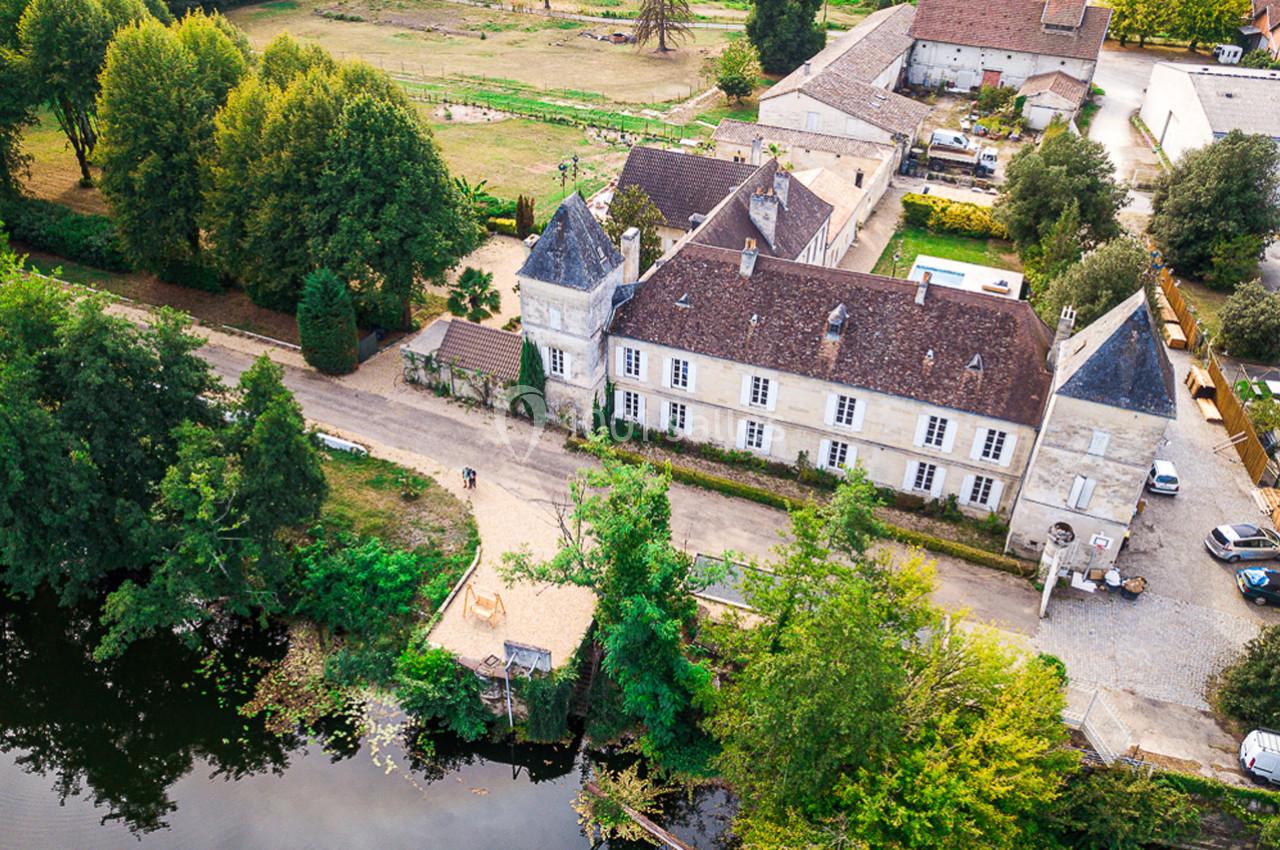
[967,353,984,373]
[826,303,847,340]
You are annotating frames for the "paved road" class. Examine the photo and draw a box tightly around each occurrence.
[200,341,1041,634]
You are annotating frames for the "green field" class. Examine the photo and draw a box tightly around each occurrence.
[872,226,1021,278]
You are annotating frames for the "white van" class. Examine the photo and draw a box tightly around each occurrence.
[1146,459,1180,494]
[1240,729,1280,784]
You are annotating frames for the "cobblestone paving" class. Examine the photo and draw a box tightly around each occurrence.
[1035,591,1260,710]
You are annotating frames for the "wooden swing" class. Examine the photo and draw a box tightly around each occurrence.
[463,584,506,627]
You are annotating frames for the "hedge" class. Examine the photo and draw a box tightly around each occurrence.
[566,437,1034,577]
[487,216,518,237]
[901,192,1007,239]
[0,193,131,271]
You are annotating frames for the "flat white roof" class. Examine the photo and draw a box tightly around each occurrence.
[907,254,1024,300]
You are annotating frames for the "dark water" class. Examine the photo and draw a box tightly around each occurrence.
[0,595,733,849]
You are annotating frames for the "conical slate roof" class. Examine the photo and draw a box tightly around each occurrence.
[1055,290,1176,419]
[518,193,621,291]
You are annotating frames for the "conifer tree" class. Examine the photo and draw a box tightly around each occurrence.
[298,268,358,375]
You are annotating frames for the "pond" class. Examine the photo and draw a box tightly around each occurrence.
[0,594,734,849]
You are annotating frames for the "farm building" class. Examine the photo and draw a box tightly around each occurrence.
[1138,63,1280,163]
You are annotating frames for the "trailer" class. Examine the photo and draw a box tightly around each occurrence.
[927,143,998,176]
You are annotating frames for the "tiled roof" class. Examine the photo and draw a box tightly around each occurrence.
[615,147,757,230]
[762,4,929,137]
[518,193,621,290]
[1181,65,1280,137]
[435,320,523,382]
[910,0,1112,61]
[1041,0,1088,28]
[1019,70,1089,104]
[1255,0,1279,28]
[1056,290,1176,419]
[612,243,1054,426]
[712,119,895,160]
[691,160,833,260]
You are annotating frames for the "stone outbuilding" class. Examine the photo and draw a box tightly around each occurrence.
[1018,70,1089,130]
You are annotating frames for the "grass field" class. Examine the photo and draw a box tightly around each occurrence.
[872,226,1021,278]
[228,0,732,103]
[1176,277,1230,339]
[17,110,108,216]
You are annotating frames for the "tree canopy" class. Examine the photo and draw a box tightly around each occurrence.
[1219,281,1280,364]
[604,184,664,275]
[996,131,1125,252]
[745,0,824,75]
[1038,236,1152,327]
[1150,130,1280,288]
[297,267,358,375]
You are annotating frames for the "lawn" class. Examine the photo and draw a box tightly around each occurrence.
[1175,277,1230,339]
[871,226,1021,278]
[228,0,732,103]
[17,109,109,216]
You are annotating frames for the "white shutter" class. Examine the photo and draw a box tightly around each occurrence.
[940,420,956,454]
[614,345,625,375]
[903,461,920,491]
[998,433,1017,468]
[660,399,671,430]
[562,352,572,380]
[765,379,777,412]
[913,414,929,447]
[970,428,988,461]
[959,474,976,505]
[740,375,753,406]
[760,425,774,455]
[1088,430,1110,457]
[1067,475,1085,508]
[735,420,748,449]
[846,443,857,466]
[819,439,832,468]
[1079,477,1096,510]
[988,479,1005,510]
[638,351,649,383]
[661,357,672,389]
[686,361,697,393]
[824,394,838,427]
[613,389,624,421]
[636,394,646,426]
[851,398,866,432]
[539,344,550,372]
[930,467,947,498]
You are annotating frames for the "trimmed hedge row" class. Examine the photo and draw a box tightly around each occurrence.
[0,193,131,271]
[901,192,1007,239]
[566,437,1034,577]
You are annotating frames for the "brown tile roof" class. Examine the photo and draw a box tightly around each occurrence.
[615,147,757,230]
[1019,70,1089,104]
[612,244,1054,426]
[691,160,833,260]
[712,119,895,160]
[762,4,929,137]
[435,320,523,382]
[1041,0,1088,28]
[910,0,1112,61]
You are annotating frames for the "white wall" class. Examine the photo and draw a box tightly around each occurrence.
[907,41,1097,91]
[1137,64,1214,163]
[759,91,900,146]
[1023,92,1077,130]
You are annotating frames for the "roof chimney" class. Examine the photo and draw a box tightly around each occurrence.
[688,212,706,231]
[739,238,759,278]
[772,168,790,208]
[915,270,931,305]
[750,136,762,166]
[803,61,812,76]
[1047,305,1077,370]
[620,226,640,285]
[748,188,779,250]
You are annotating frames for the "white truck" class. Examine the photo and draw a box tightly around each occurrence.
[926,129,998,177]
[1241,729,1280,784]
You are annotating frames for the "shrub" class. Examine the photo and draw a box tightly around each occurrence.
[487,216,518,237]
[1045,766,1201,849]
[293,532,424,638]
[1220,281,1280,363]
[396,641,490,740]
[323,643,399,687]
[1216,625,1280,727]
[900,193,1007,239]
[976,84,1017,114]
[298,268,358,375]
[515,195,535,239]
[0,194,131,271]
[520,667,577,742]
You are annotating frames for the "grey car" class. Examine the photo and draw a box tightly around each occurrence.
[1205,524,1280,563]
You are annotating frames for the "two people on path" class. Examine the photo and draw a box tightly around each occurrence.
[461,467,477,490]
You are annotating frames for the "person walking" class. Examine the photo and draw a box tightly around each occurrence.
[469,467,477,489]
[462,467,472,490]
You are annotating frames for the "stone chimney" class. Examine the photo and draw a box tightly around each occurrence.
[803,61,812,76]
[748,188,779,250]
[772,168,790,208]
[739,238,759,278]
[915,270,931,305]
[750,136,762,166]
[1046,305,1077,370]
[620,226,640,285]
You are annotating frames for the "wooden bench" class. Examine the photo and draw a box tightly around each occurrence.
[1164,321,1187,349]
[1196,396,1223,423]
[1185,364,1215,398]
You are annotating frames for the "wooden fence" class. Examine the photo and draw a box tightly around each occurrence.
[1155,260,1272,484]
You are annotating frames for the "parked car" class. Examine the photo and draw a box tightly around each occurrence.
[1237,567,1280,606]
[1146,459,1180,494]
[1240,729,1280,784]
[1205,524,1280,563]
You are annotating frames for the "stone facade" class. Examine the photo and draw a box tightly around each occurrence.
[906,42,1096,91]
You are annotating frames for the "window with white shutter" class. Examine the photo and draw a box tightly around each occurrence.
[744,420,766,450]
[824,440,850,470]
[968,475,995,507]
[669,358,689,390]
[749,376,770,408]
[621,390,641,423]
[979,429,1007,462]
[923,415,949,448]
[667,401,687,433]
[834,395,857,427]
[912,462,937,493]
[622,347,642,379]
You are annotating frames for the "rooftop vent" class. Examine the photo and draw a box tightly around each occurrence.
[675,292,691,309]
[967,353,984,373]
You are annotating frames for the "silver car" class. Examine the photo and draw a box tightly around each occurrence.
[1205,524,1280,563]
